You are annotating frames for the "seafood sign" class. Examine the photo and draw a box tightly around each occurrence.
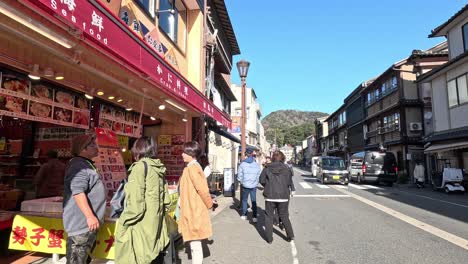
[0,72,90,129]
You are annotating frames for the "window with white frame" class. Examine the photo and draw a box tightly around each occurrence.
[448,79,458,107]
[457,75,468,104]
[447,74,468,107]
[136,0,155,17]
[158,0,187,51]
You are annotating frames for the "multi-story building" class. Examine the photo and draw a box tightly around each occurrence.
[203,0,241,173]
[314,116,329,156]
[0,0,236,198]
[280,145,294,162]
[230,85,265,155]
[324,105,347,160]
[302,135,316,166]
[345,80,374,156]
[417,5,468,180]
[362,43,448,180]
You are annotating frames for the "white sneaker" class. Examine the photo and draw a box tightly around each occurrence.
[253,218,258,223]
[240,215,247,220]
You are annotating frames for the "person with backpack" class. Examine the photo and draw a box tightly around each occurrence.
[260,150,295,244]
[115,137,171,264]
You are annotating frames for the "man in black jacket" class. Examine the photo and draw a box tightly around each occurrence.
[260,151,295,244]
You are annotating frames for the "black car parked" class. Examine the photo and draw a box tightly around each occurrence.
[350,151,398,186]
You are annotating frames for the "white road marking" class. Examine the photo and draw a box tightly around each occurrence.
[363,185,383,190]
[332,187,468,251]
[396,190,468,209]
[348,183,367,190]
[290,240,299,264]
[299,182,313,189]
[335,185,348,189]
[314,183,330,189]
[293,168,309,175]
[294,194,350,198]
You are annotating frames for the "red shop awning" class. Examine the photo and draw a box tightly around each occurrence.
[23,0,231,128]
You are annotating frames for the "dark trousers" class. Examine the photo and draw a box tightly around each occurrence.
[264,201,294,242]
[66,231,97,264]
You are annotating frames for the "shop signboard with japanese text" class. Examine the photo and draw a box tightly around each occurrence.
[27,0,231,129]
[9,215,116,259]
[0,72,90,129]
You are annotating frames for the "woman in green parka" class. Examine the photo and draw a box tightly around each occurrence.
[115,137,171,264]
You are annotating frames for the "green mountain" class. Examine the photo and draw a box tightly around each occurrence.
[262,110,328,147]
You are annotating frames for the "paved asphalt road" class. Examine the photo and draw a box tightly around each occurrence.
[176,166,468,264]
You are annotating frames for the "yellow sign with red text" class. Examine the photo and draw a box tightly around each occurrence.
[9,215,116,259]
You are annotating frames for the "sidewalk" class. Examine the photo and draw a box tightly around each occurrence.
[175,190,293,264]
[1,192,245,264]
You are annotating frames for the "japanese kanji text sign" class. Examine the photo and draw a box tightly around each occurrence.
[27,0,231,128]
[9,215,116,259]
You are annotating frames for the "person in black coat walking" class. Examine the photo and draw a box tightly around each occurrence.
[260,150,295,244]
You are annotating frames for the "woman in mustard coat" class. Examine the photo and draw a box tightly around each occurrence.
[179,141,215,264]
[115,137,171,264]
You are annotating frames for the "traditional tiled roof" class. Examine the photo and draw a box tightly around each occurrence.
[425,126,468,143]
[417,51,468,82]
[429,4,468,37]
[211,0,240,55]
[409,42,448,59]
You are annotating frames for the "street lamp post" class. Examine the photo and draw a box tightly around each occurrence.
[237,59,250,161]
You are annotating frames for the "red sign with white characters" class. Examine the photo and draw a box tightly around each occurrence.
[26,0,231,128]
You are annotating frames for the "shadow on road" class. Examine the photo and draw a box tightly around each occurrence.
[341,181,468,225]
[293,165,468,224]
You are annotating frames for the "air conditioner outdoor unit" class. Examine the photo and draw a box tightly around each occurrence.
[410,122,423,131]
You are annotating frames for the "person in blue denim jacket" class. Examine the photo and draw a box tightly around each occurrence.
[237,149,262,222]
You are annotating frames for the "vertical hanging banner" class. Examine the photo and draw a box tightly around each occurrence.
[27,0,231,129]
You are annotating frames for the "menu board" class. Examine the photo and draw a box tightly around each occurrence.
[94,128,127,201]
[98,104,142,138]
[0,72,91,129]
[157,135,185,183]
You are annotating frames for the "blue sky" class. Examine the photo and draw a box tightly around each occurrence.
[224,0,466,117]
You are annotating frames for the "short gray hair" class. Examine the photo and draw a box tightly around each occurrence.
[131,136,157,161]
